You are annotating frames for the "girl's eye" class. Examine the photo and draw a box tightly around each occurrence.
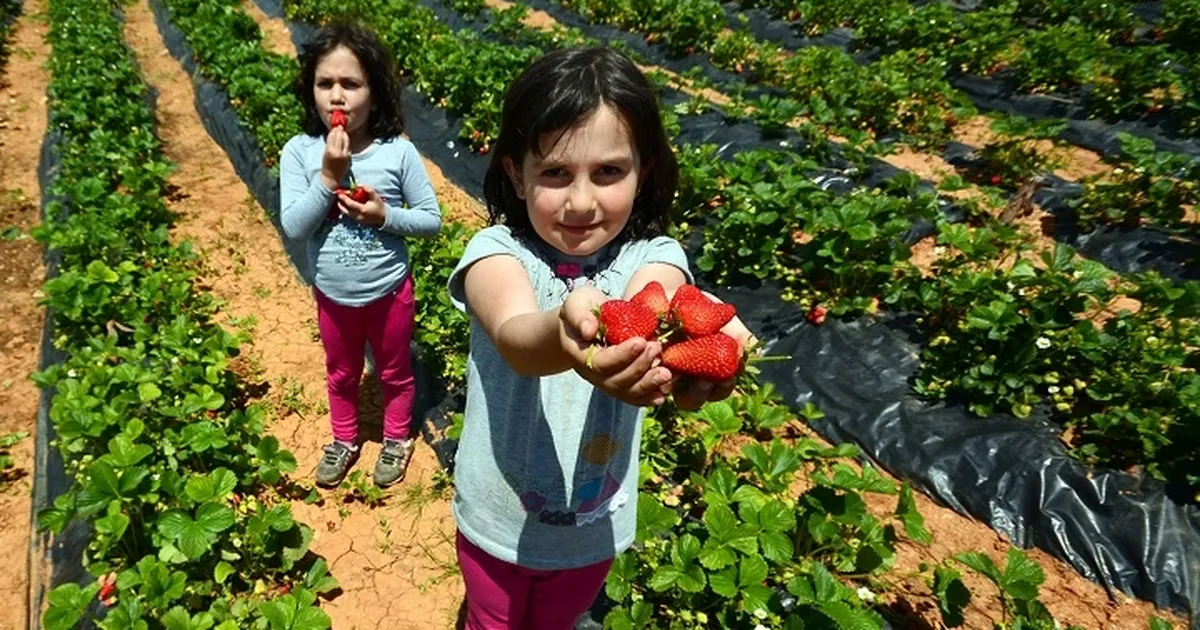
[598,166,624,176]
[541,167,566,178]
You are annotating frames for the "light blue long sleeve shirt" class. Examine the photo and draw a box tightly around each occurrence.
[280,134,442,306]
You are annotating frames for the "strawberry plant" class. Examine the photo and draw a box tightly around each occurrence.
[162,0,303,166]
[947,549,1086,630]
[33,1,331,626]
[1068,132,1200,231]
[606,386,936,629]
[0,431,27,486]
[962,114,1067,190]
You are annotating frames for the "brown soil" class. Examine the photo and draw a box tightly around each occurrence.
[122,0,477,626]
[954,115,1111,182]
[0,0,51,626]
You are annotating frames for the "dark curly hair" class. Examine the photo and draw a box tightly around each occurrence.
[295,23,406,139]
[483,46,678,242]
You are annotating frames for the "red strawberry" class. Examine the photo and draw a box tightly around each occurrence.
[330,110,347,128]
[598,300,659,345]
[670,284,707,310]
[662,333,741,381]
[673,295,736,337]
[631,281,669,318]
[807,304,827,325]
[989,174,1003,186]
[337,185,370,203]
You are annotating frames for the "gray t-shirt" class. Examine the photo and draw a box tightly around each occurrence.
[448,225,692,570]
[279,134,442,306]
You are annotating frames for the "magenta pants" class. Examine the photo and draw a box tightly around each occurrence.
[456,531,612,630]
[314,275,416,444]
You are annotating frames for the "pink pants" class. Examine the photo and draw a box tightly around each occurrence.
[456,531,612,630]
[314,275,416,444]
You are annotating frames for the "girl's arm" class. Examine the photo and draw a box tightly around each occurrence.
[377,142,441,237]
[463,254,670,406]
[279,138,337,241]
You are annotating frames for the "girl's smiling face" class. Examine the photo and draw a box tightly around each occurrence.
[504,103,643,257]
[313,45,371,139]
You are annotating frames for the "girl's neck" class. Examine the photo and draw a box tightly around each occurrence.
[347,129,375,155]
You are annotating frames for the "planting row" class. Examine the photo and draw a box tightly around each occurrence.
[165,0,1142,627]
[738,0,1200,134]
[160,0,1192,625]
[289,0,1200,493]
[31,0,332,627]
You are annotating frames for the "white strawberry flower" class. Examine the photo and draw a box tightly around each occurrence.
[1036,336,1051,349]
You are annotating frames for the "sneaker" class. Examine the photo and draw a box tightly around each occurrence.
[374,438,414,488]
[315,442,359,488]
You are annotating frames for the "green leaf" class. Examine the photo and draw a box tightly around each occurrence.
[709,567,739,598]
[196,502,236,534]
[138,382,162,402]
[896,484,932,545]
[759,531,794,564]
[1001,549,1045,600]
[215,561,235,584]
[704,503,737,540]
[742,584,774,616]
[1148,618,1175,630]
[955,551,1002,584]
[43,583,95,630]
[698,401,740,434]
[648,565,681,592]
[699,539,738,571]
[933,565,970,627]
[818,600,880,630]
[86,260,119,283]
[811,564,841,602]
[108,435,153,467]
[739,554,768,587]
[758,499,795,532]
[186,469,237,503]
[672,534,701,567]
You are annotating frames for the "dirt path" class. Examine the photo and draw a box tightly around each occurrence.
[0,0,51,625]
[122,1,467,627]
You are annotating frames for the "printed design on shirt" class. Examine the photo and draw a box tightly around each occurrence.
[331,221,384,267]
[519,433,628,527]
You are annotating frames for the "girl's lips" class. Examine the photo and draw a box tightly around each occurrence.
[561,224,596,235]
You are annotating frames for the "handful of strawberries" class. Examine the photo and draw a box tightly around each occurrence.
[595,282,744,382]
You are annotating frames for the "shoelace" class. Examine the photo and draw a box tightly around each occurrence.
[379,443,409,466]
[321,445,348,466]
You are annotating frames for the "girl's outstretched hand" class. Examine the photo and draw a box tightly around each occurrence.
[320,126,351,191]
[560,286,671,407]
[666,291,757,412]
[336,184,387,227]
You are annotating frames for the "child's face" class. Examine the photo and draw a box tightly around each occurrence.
[504,104,643,257]
[313,45,371,137]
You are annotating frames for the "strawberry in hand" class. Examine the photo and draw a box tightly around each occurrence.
[630,281,670,319]
[597,299,660,345]
[669,284,736,337]
[661,333,742,382]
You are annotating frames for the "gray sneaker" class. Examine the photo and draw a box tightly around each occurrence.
[315,442,359,488]
[374,438,414,488]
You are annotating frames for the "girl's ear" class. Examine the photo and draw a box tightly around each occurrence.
[503,155,526,200]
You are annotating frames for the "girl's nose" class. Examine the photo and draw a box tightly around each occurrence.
[330,84,345,102]
[565,179,596,214]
